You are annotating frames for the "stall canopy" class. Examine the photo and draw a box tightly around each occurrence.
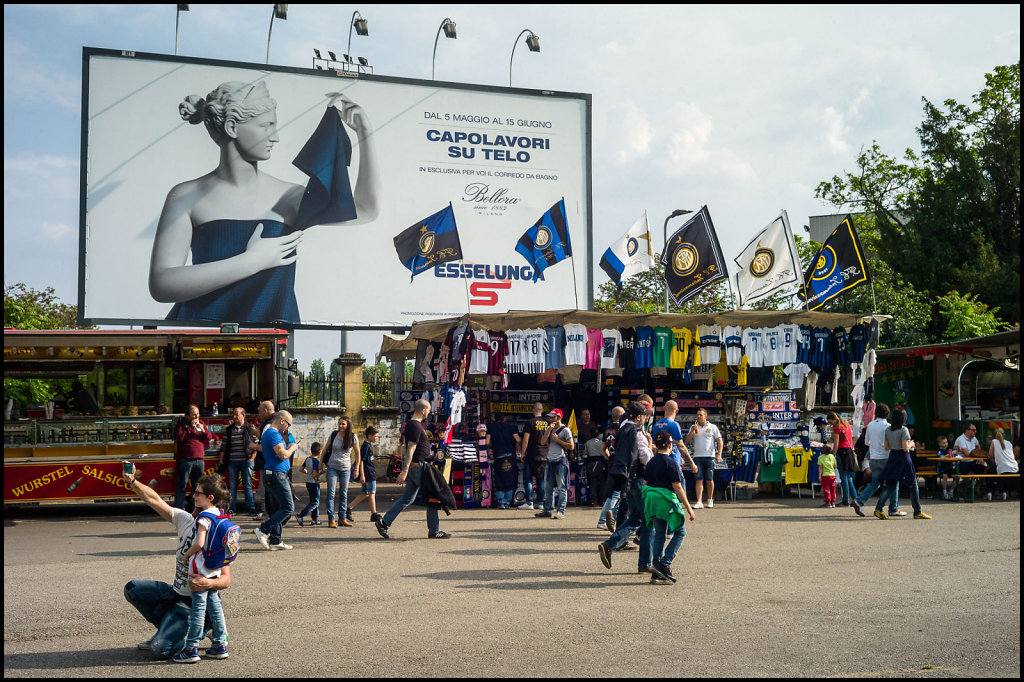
[377,309,889,361]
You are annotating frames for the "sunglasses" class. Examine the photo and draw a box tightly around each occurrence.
[193,489,212,497]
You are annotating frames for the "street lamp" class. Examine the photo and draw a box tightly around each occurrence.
[663,208,692,312]
[509,29,540,87]
[175,4,189,56]
[266,4,288,65]
[432,18,457,80]
[347,10,369,65]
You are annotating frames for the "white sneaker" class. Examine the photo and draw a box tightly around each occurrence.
[706,499,714,508]
[692,501,704,509]
[268,542,293,550]
[597,522,608,530]
[253,527,270,550]
[521,503,535,510]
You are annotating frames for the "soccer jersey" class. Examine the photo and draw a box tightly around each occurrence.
[759,446,786,483]
[467,329,491,374]
[723,325,743,366]
[485,331,509,376]
[670,327,693,369]
[544,325,566,370]
[796,324,813,365]
[697,324,722,365]
[849,322,869,362]
[783,446,811,484]
[810,326,832,370]
[619,327,637,371]
[584,328,604,370]
[761,325,784,366]
[783,362,811,390]
[600,329,623,369]
[742,327,765,367]
[505,328,546,373]
[832,326,852,366]
[653,326,674,367]
[737,355,749,385]
[713,359,729,384]
[563,323,588,366]
[635,326,655,369]
[778,323,799,365]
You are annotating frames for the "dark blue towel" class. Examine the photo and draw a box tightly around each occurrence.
[292,107,357,229]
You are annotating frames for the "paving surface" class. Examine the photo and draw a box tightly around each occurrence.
[3,487,1020,678]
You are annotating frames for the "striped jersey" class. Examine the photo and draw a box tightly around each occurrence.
[697,324,722,365]
[723,325,743,366]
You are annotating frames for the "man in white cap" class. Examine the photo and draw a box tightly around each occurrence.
[535,409,574,519]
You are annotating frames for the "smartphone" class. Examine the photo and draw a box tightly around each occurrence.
[123,461,135,476]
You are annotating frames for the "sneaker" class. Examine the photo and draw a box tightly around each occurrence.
[552,511,564,519]
[268,542,293,550]
[913,512,932,519]
[692,501,704,509]
[596,522,608,530]
[852,500,865,517]
[311,519,323,526]
[204,644,229,659]
[619,542,637,551]
[706,499,714,508]
[650,572,671,585]
[346,507,355,521]
[820,502,831,507]
[598,543,612,569]
[517,502,534,510]
[650,562,676,583]
[535,510,553,518]
[296,514,305,527]
[631,535,640,545]
[638,566,652,573]
[604,510,616,533]
[374,516,390,539]
[370,513,383,523]
[137,638,153,650]
[428,530,452,539]
[172,647,200,664]
[253,527,270,550]
[874,510,888,520]
[891,510,907,517]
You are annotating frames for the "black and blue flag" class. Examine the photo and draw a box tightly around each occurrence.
[393,203,463,281]
[660,205,728,305]
[797,214,871,310]
[515,198,572,282]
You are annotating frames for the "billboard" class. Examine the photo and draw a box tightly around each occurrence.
[80,48,592,329]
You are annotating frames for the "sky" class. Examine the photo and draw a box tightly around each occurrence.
[3,4,1020,373]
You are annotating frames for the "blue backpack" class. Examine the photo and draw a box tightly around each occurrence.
[197,509,241,570]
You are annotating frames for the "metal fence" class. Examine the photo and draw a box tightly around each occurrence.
[296,363,412,409]
[295,377,345,408]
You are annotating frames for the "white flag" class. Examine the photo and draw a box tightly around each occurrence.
[733,210,801,306]
[598,212,655,287]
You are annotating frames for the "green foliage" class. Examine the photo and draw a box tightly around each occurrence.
[935,291,1004,340]
[595,261,733,313]
[309,358,327,381]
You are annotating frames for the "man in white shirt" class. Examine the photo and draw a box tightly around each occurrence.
[683,408,723,508]
[953,423,989,476]
[852,403,900,517]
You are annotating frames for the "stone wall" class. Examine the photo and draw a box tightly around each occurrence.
[288,406,402,462]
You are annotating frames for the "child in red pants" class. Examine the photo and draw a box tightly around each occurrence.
[818,445,837,508]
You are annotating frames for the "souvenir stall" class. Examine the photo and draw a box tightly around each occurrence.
[379,308,885,506]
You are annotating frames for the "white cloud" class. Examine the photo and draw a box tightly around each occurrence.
[611,102,655,163]
[3,154,79,201]
[40,222,76,242]
[3,41,80,112]
[660,103,754,181]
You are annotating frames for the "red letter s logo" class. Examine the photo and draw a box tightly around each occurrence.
[469,280,512,306]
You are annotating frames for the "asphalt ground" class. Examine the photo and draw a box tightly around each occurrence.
[3,485,1020,678]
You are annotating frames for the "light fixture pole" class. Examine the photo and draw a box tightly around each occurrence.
[266,4,288,64]
[175,4,189,55]
[347,10,369,63]
[509,29,540,87]
[432,18,457,80]
[663,209,692,312]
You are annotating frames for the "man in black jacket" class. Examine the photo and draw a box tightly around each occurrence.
[598,401,654,572]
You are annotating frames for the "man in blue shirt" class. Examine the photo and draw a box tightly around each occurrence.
[254,411,298,551]
[650,400,696,475]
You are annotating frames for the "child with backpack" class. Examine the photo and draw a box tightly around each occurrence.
[296,442,323,526]
[173,474,238,663]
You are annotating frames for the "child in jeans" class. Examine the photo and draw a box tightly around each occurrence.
[936,435,958,500]
[173,474,230,663]
[297,442,322,526]
[349,427,380,522]
[818,445,838,508]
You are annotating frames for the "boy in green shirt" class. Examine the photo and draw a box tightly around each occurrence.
[818,445,838,508]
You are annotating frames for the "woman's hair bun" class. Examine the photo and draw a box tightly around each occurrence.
[178,95,205,124]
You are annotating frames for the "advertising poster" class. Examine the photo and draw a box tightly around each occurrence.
[81,49,592,328]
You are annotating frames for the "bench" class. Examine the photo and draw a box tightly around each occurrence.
[958,473,1019,502]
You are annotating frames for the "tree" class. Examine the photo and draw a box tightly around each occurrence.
[935,290,1004,340]
[595,261,733,314]
[309,358,327,382]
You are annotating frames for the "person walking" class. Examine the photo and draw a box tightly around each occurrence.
[852,403,901,517]
[218,406,257,516]
[684,408,723,508]
[296,442,322,526]
[827,412,857,506]
[518,402,551,510]
[596,405,625,530]
[253,411,298,550]
[253,400,275,518]
[173,404,212,513]
[535,409,574,520]
[374,399,451,540]
[322,416,358,528]
[872,408,931,519]
[349,426,381,521]
[642,430,696,584]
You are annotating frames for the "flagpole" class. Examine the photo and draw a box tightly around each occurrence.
[570,254,580,311]
[461,259,472,314]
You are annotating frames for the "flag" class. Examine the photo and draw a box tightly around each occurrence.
[599,212,655,288]
[660,205,728,305]
[566,409,578,438]
[393,203,463,281]
[515,198,572,282]
[797,214,871,310]
[733,210,801,307]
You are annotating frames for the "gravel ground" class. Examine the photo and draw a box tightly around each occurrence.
[3,487,1019,678]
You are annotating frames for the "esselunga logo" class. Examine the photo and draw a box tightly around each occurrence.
[751,247,775,277]
[672,243,699,277]
[812,246,838,280]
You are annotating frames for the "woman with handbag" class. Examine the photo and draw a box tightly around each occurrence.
[322,416,359,528]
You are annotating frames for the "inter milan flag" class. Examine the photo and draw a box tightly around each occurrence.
[797,214,871,310]
[660,205,728,305]
[393,203,463,281]
[733,210,801,307]
[599,212,655,289]
[515,198,572,282]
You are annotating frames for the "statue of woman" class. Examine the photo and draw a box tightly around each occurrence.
[149,81,379,324]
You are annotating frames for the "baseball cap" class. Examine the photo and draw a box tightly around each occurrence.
[547,408,563,419]
[626,401,654,417]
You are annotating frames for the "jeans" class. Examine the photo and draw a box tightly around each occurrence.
[598,490,621,525]
[259,470,294,545]
[184,588,227,649]
[651,517,687,567]
[173,459,205,512]
[877,477,921,515]
[299,481,320,519]
[603,481,653,569]
[856,458,898,513]
[587,458,608,505]
[543,459,569,514]
[226,459,255,513]
[838,464,857,503]
[382,463,439,534]
[324,467,350,521]
[495,488,515,508]
[529,459,547,506]
[123,579,208,659]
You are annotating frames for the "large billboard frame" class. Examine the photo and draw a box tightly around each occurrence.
[77,46,593,331]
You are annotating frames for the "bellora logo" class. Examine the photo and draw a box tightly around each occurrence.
[673,243,699,276]
[751,247,775,278]
[626,237,639,257]
[462,182,522,206]
[812,246,838,280]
